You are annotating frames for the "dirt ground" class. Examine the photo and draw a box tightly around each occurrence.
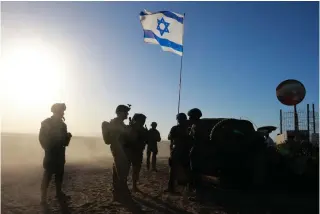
[1,134,218,214]
[2,158,226,214]
[1,134,318,214]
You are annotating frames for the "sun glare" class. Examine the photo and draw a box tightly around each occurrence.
[1,40,65,112]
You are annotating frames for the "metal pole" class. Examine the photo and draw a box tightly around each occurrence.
[177,51,184,114]
[177,13,186,114]
[294,104,299,131]
[312,103,316,133]
[280,109,283,134]
[307,104,310,140]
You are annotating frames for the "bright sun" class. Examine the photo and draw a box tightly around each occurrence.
[1,40,65,112]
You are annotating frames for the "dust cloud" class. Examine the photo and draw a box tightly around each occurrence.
[1,133,170,182]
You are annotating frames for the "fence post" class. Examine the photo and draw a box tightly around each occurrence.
[280,109,283,134]
[307,104,310,141]
[312,103,316,133]
[294,105,299,131]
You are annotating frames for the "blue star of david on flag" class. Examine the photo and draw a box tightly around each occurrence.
[157,17,170,36]
[140,10,184,56]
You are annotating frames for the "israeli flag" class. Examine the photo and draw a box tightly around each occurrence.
[140,10,184,56]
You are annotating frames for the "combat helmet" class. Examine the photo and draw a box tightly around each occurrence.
[176,113,187,121]
[115,104,131,114]
[187,108,202,120]
[51,103,66,113]
[132,113,147,124]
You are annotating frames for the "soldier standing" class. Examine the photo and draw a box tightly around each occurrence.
[102,105,131,200]
[39,103,72,205]
[126,113,148,192]
[166,113,190,193]
[101,105,144,213]
[187,108,207,201]
[146,122,161,172]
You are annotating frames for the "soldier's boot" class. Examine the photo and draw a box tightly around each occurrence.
[40,170,52,205]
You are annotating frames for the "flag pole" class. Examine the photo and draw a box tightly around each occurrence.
[177,13,185,114]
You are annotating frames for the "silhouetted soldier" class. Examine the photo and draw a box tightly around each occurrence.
[126,113,148,192]
[101,105,144,213]
[146,122,161,171]
[187,108,205,200]
[39,103,72,205]
[166,113,190,193]
[187,108,203,140]
[102,105,131,200]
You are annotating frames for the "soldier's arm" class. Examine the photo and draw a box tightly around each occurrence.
[168,127,174,141]
[64,123,72,146]
[168,127,175,151]
[157,131,161,142]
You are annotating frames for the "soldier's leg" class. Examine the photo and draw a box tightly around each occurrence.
[41,169,53,203]
[167,158,176,192]
[113,153,131,196]
[132,153,143,192]
[112,163,118,190]
[152,151,157,171]
[112,162,122,201]
[55,164,68,198]
[146,150,151,170]
[113,154,144,213]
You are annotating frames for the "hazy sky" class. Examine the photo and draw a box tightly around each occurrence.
[1,1,319,138]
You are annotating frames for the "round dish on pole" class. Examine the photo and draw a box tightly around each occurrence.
[276,79,306,106]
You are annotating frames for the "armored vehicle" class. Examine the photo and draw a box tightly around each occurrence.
[189,118,268,190]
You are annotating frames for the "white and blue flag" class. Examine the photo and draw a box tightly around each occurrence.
[139,10,184,56]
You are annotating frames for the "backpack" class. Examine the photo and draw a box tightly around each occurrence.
[102,121,111,145]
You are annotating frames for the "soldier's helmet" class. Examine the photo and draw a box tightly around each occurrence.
[176,113,187,121]
[151,122,157,127]
[131,113,147,127]
[51,103,66,113]
[116,105,131,114]
[132,113,147,122]
[187,108,202,119]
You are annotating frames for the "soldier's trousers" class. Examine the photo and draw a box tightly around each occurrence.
[111,149,131,197]
[146,150,157,170]
[111,147,143,213]
[168,156,192,191]
[41,164,65,199]
[168,158,176,191]
[127,151,143,187]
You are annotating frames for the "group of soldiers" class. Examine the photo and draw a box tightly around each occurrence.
[38,102,203,212]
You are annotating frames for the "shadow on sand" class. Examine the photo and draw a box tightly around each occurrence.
[134,192,193,214]
[41,198,72,214]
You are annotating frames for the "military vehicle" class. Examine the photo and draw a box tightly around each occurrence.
[183,117,318,214]
[188,118,270,190]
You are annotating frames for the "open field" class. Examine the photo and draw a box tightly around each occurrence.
[1,133,318,214]
[1,133,202,214]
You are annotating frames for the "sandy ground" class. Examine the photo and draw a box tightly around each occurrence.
[1,134,219,214]
[1,134,318,214]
